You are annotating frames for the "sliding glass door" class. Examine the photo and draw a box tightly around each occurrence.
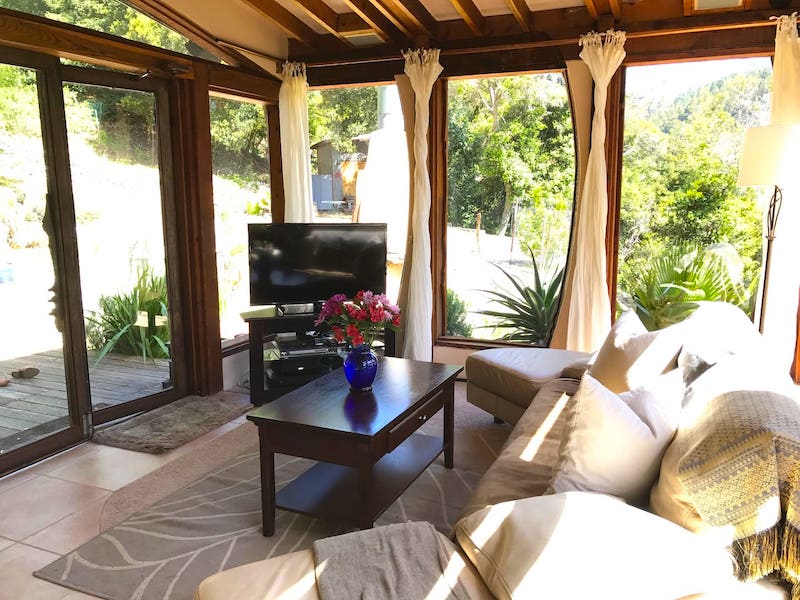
[61,70,184,425]
[0,51,185,474]
[0,53,90,465]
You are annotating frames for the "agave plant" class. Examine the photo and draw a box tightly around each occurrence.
[85,263,170,362]
[617,246,749,331]
[476,250,564,345]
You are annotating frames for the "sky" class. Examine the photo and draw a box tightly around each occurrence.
[625,57,772,100]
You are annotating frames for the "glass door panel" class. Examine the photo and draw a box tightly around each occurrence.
[63,83,173,412]
[0,63,75,454]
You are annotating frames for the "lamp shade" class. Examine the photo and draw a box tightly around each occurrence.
[738,123,800,187]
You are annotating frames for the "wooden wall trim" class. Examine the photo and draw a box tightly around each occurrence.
[266,104,286,223]
[604,67,625,316]
[430,79,448,341]
[208,64,280,103]
[0,7,195,78]
[170,64,223,395]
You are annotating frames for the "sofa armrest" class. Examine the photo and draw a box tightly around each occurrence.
[559,356,593,381]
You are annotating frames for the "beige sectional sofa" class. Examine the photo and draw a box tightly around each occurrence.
[196,302,798,600]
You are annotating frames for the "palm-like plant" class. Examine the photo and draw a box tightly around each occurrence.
[476,250,564,345]
[85,263,170,362]
[618,246,749,331]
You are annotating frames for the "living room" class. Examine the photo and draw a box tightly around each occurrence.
[0,0,799,598]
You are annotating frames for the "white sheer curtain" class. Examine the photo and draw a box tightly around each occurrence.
[560,31,626,352]
[762,13,800,373]
[401,49,442,361]
[279,62,314,222]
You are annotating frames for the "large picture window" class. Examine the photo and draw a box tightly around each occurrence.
[617,58,772,330]
[445,73,575,344]
[210,95,270,341]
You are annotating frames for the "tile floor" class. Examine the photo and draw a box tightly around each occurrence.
[0,412,250,599]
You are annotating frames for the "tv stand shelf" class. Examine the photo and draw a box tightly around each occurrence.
[245,313,396,406]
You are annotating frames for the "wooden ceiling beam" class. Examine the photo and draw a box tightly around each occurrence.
[121,0,261,70]
[365,0,420,38]
[342,0,405,43]
[449,0,484,36]
[608,0,622,19]
[240,0,319,47]
[584,0,599,19]
[337,12,375,36]
[504,0,530,32]
[292,0,359,43]
[384,0,438,37]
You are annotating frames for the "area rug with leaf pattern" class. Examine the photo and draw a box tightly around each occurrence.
[34,386,509,600]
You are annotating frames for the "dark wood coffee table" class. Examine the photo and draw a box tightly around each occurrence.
[247,356,462,536]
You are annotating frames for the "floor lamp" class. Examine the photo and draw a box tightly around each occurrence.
[738,123,800,333]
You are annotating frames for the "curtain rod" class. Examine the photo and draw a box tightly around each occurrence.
[302,16,777,68]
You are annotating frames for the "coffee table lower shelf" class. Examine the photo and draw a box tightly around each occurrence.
[276,432,445,527]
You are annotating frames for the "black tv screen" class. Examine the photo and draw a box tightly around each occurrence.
[248,223,387,306]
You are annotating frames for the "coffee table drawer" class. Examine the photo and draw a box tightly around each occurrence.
[387,389,444,451]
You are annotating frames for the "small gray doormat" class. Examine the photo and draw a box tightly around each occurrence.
[91,392,252,454]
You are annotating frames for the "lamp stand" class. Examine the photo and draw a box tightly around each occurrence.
[759,184,783,334]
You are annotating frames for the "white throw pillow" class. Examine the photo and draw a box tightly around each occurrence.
[590,310,685,393]
[550,370,684,505]
[453,492,734,600]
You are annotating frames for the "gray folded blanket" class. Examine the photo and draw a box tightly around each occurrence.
[313,521,471,600]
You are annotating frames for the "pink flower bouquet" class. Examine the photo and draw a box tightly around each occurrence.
[315,291,401,348]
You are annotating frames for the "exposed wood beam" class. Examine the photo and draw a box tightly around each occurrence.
[293,0,358,44]
[208,64,280,102]
[366,0,425,37]
[608,0,622,19]
[683,0,693,16]
[584,0,599,19]
[0,7,194,78]
[504,0,530,32]
[240,0,319,47]
[295,7,779,67]
[384,0,437,37]
[121,0,262,70]
[338,11,375,36]
[449,0,484,36]
[342,0,404,43]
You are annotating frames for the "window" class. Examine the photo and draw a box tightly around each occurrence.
[446,73,575,344]
[0,0,218,61]
[210,95,270,341]
[308,84,408,304]
[617,58,772,330]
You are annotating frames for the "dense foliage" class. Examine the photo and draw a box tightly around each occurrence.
[308,87,379,154]
[448,75,575,258]
[618,68,770,298]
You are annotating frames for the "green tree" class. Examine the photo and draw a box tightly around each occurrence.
[447,74,574,241]
[618,68,768,296]
[308,87,378,153]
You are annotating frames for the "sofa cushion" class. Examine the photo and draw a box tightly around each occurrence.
[550,370,684,505]
[457,378,578,522]
[466,347,590,410]
[590,310,684,394]
[453,491,735,600]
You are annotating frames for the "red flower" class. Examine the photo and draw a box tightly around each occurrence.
[392,314,400,327]
[331,326,345,342]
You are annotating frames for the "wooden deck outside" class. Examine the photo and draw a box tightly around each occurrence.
[0,349,170,452]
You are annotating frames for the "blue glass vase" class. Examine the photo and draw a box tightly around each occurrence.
[343,344,378,392]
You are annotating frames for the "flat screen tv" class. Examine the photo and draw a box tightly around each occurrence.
[248,223,387,307]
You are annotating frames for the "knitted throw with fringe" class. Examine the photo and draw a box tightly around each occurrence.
[675,390,800,598]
